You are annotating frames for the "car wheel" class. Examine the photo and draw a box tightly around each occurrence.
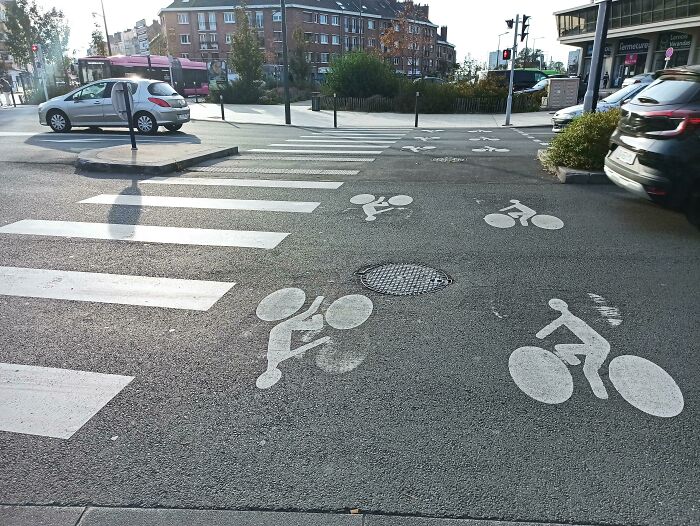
[134,112,158,135]
[164,123,183,132]
[685,183,700,227]
[47,110,71,133]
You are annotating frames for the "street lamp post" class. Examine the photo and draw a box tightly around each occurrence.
[531,37,544,69]
[280,0,292,125]
[101,0,112,55]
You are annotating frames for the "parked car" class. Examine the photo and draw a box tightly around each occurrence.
[487,69,549,91]
[38,78,190,134]
[621,72,656,88]
[604,66,700,225]
[413,77,445,85]
[515,78,549,94]
[551,80,654,132]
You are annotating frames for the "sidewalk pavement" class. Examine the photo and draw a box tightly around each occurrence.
[0,505,593,526]
[188,101,554,129]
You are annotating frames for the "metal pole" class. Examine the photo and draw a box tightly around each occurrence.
[333,92,337,128]
[147,54,152,76]
[583,0,612,113]
[504,15,519,126]
[220,93,225,120]
[414,91,420,127]
[10,87,16,107]
[281,0,292,125]
[497,32,508,68]
[123,87,137,150]
[193,81,198,103]
[101,0,112,55]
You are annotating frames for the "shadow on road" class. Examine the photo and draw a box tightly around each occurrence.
[107,178,142,238]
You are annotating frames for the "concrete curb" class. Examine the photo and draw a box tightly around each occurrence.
[76,144,239,175]
[0,505,595,526]
[555,166,611,185]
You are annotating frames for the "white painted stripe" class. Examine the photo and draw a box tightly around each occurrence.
[286,139,395,144]
[188,167,357,176]
[250,149,382,155]
[237,155,374,162]
[0,131,42,137]
[0,266,235,311]
[0,220,289,249]
[143,177,344,189]
[300,135,403,139]
[0,363,134,439]
[268,144,385,149]
[80,194,320,213]
[316,133,404,137]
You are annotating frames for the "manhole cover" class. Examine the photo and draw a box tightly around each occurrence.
[358,263,453,296]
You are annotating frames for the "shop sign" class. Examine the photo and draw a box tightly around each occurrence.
[624,53,639,65]
[585,43,612,57]
[657,32,692,51]
[618,39,649,53]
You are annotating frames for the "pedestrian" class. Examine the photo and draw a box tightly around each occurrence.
[0,77,12,108]
[602,71,610,88]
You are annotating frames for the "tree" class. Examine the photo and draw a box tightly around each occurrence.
[515,47,544,69]
[323,51,399,98]
[227,7,264,85]
[149,33,168,56]
[5,0,69,69]
[455,54,485,83]
[288,28,311,87]
[90,29,107,56]
[379,2,432,78]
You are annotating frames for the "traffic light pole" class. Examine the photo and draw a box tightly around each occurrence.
[583,0,612,113]
[504,15,519,126]
[280,0,292,125]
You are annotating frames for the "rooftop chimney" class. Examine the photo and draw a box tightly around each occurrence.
[440,26,447,41]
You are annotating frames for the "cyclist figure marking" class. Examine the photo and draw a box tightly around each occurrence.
[536,299,610,399]
[500,199,537,225]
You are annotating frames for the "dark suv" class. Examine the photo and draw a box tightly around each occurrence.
[604,66,700,225]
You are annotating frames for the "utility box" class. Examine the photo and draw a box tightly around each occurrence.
[545,78,579,110]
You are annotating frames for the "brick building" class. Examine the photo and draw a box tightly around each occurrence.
[158,0,457,79]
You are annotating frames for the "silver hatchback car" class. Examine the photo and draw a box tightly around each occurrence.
[38,78,190,134]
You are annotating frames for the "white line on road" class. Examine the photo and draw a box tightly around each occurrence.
[236,155,374,162]
[301,135,403,139]
[249,149,382,155]
[143,177,344,189]
[0,131,38,137]
[0,220,289,249]
[80,194,320,213]
[268,144,385,149]
[286,139,396,144]
[188,167,357,176]
[0,363,134,439]
[0,266,235,311]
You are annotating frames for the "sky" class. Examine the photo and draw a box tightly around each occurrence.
[39,0,581,65]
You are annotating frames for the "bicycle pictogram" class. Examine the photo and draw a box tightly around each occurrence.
[508,299,684,418]
[350,194,414,222]
[484,200,564,230]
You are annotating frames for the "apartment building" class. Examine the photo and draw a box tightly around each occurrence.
[108,19,162,56]
[158,0,457,79]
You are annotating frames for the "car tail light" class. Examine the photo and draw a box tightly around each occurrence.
[148,97,171,108]
[646,187,668,197]
[641,110,700,137]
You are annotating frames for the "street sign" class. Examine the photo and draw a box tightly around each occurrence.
[665,47,674,59]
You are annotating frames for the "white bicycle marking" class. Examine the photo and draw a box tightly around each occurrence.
[255,288,373,389]
[467,130,492,133]
[421,129,444,133]
[469,137,500,142]
[484,200,564,230]
[508,299,684,417]
[350,194,414,222]
[472,146,510,153]
[402,145,437,153]
[413,137,440,142]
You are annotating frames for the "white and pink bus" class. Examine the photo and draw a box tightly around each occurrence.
[77,55,209,97]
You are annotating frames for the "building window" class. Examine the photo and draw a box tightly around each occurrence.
[305,52,313,62]
[177,13,189,24]
[320,34,329,44]
[367,20,375,30]
[321,53,329,63]
[332,35,340,45]
[393,57,401,65]
[197,13,206,31]
[331,15,340,25]
[225,33,232,44]
[256,11,263,28]
[208,12,216,30]
[180,34,191,44]
[224,12,235,23]
[369,38,377,47]
[319,14,328,24]
[180,53,189,58]
[313,13,319,23]
[210,33,217,42]
[273,11,282,22]
[199,33,207,43]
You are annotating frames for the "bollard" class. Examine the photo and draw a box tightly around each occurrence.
[193,82,198,104]
[10,89,16,108]
[414,91,420,128]
[333,93,338,129]
[220,93,225,120]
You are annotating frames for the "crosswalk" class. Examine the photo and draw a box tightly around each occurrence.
[0,136,366,438]
[249,127,410,159]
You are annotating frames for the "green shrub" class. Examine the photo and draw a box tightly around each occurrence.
[322,51,400,98]
[545,109,620,171]
[26,83,73,104]
[218,80,262,104]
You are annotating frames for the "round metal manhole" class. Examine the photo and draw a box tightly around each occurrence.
[358,263,453,296]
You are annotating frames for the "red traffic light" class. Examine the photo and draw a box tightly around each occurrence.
[502,49,512,61]
[31,44,38,52]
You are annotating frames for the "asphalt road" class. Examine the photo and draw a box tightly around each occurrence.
[0,108,698,526]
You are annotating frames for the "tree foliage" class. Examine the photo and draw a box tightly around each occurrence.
[323,51,399,98]
[227,7,264,85]
[455,54,485,83]
[5,0,69,68]
[515,47,545,69]
[90,30,107,56]
[379,2,432,77]
[289,28,311,87]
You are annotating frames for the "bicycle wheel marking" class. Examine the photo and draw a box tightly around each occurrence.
[483,200,564,231]
[609,356,684,418]
[509,346,574,404]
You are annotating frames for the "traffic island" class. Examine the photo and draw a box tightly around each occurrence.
[76,143,239,175]
[537,149,611,185]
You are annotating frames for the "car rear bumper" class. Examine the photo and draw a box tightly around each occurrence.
[604,165,651,200]
[152,107,190,125]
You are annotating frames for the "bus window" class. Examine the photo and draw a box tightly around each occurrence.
[79,61,109,83]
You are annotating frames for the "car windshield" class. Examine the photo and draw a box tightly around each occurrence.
[602,83,646,104]
[630,77,700,104]
[148,82,178,96]
[531,79,548,90]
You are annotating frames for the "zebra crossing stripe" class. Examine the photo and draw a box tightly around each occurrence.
[143,177,344,189]
[300,135,403,139]
[268,144,385,149]
[185,167,358,176]
[286,139,396,144]
[0,266,235,311]
[0,363,134,439]
[0,220,289,249]
[249,149,382,155]
[80,195,320,213]
[235,155,375,162]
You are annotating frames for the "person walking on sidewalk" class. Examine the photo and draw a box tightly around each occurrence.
[0,77,13,108]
